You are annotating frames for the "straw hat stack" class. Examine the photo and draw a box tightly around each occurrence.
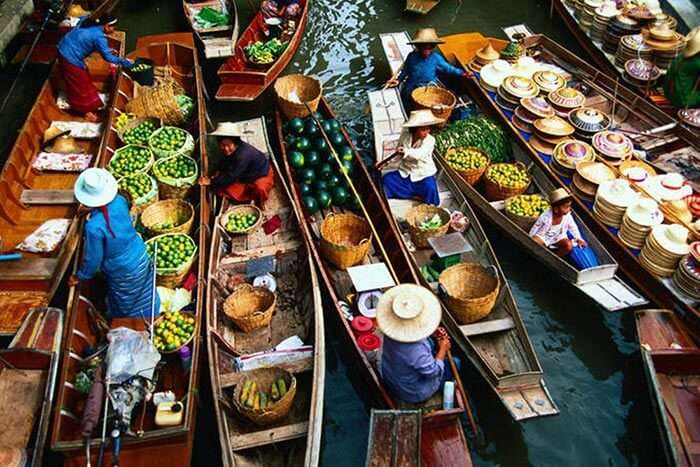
[580,0,603,32]
[639,173,693,203]
[532,70,566,96]
[573,160,616,201]
[618,159,656,184]
[618,197,664,249]
[640,224,691,277]
[604,15,642,54]
[470,42,500,73]
[568,107,611,141]
[672,243,700,300]
[548,87,586,118]
[678,108,700,130]
[592,130,634,166]
[552,139,596,177]
[594,178,638,227]
[531,116,575,156]
[591,2,620,43]
[514,96,555,135]
[615,34,653,67]
[643,23,686,70]
[480,59,513,92]
[623,58,662,88]
[497,75,539,112]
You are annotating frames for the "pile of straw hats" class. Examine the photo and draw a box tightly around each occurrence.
[618,159,656,184]
[552,139,596,177]
[623,58,662,88]
[615,34,653,67]
[639,173,693,202]
[591,2,620,43]
[678,108,700,130]
[497,75,539,111]
[548,87,586,118]
[640,224,691,277]
[592,130,634,165]
[580,0,603,32]
[594,178,638,227]
[480,59,513,91]
[531,116,575,156]
[603,15,641,54]
[470,42,500,72]
[573,160,616,201]
[568,107,611,141]
[672,242,700,300]
[618,197,664,248]
[532,70,566,95]
[514,96,555,135]
[643,23,686,70]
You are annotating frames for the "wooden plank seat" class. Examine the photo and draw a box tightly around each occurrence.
[20,189,76,205]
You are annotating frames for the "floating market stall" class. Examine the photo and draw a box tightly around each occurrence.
[183,0,238,59]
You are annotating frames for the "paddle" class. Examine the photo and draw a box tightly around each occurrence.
[447,349,479,436]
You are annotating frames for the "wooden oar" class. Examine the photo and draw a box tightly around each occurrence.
[447,349,479,436]
[373,151,402,171]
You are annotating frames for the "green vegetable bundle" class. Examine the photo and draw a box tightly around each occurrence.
[435,115,512,164]
[194,7,230,29]
[244,39,287,65]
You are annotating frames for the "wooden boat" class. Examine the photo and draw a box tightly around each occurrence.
[0,31,125,336]
[405,0,441,15]
[636,309,700,467]
[275,98,472,466]
[183,0,239,59]
[365,410,421,467]
[215,0,309,102]
[50,33,210,467]
[0,306,63,467]
[206,117,325,466]
[438,32,700,334]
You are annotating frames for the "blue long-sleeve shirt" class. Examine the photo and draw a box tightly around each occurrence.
[212,141,270,188]
[58,17,131,69]
[381,336,445,403]
[398,50,464,97]
[76,195,147,281]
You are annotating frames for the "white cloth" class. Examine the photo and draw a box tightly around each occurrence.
[397,129,437,182]
[529,209,582,246]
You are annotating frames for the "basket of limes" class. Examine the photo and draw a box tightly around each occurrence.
[153,155,199,200]
[152,310,196,353]
[148,126,194,159]
[444,147,490,186]
[145,233,198,288]
[108,145,154,178]
[118,173,158,213]
[484,162,531,201]
[141,199,195,237]
[118,117,160,146]
[220,204,262,235]
[504,194,550,231]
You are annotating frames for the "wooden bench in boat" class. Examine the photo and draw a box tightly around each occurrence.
[20,189,76,205]
[366,410,421,467]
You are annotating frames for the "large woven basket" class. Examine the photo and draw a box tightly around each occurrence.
[220,204,263,235]
[117,117,160,146]
[274,74,322,119]
[125,77,187,126]
[484,162,531,201]
[141,199,195,237]
[319,213,372,270]
[118,174,159,214]
[405,204,451,249]
[145,233,198,288]
[504,195,545,231]
[232,367,297,426]
[439,263,500,324]
[107,145,155,179]
[153,155,199,200]
[444,147,489,186]
[411,84,456,125]
[223,284,276,332]
[148,127,195,160]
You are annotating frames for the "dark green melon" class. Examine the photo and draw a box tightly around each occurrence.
[295,137,311,153]
[340,159,353,175]
[303,196,319,214]
[304,119,320,137]
[330,132,344,148]
[289,117,305,135]
[299,183,313,196]
[318,163,333,179]
[299,168,316,184]
[313,137,328,153]
[305,150,320,167]
[285,134,297,147]
[331,186,349,206]
[327,119,341,133]
[316,190,332,209]
[326,174,341,188]
[313,180,329,193]
[289,151,304,169]
[339,145,353,161]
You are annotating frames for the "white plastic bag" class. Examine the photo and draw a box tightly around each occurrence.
[106,327,161,384]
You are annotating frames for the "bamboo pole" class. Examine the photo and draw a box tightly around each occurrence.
[447,349,478,435]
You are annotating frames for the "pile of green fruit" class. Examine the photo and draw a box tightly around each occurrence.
[284,114,358,214]
[419,214,444,231]
[153,155,197,180]
[238,377,289,411]
[244,38,287,65]
[446,147,488,172]
[435,116,512,164]
[118,173,155,201]
[153,310,195,352]
[506,194,550,219]
[109,145,152,177]
[176,95,194,119]
[122,119,157,145]
[149,127,188,153]
[146,234,196,270]
[225,211,259,233]
[486,163,529,189]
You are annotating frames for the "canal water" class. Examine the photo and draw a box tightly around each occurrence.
[0,0,669,465]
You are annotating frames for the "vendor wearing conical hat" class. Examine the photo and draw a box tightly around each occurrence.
[377,284,459,403]
[663,26,700,108]
[382,110,444,205]
[529,188,588,258]
[386,28,471,107]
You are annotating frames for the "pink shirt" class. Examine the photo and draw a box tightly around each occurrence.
[529,209,582,246]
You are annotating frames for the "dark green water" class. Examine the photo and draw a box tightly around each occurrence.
[0,0,668,465]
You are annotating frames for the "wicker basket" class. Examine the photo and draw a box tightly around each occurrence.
[152,311,196,354]
[153,155,199,200]
[411,84,456,125]
[223,284,276,332]
[319,213,372,270]
[118,174,159,214]
[125,77,187,126]
[274,74,322,119]
[444,147,489,186]
[504,196,544,231]
[107,145,155,179]
[117,117,160,146]
[141,199,195,237]
[405,204,451,249]
[232,367,297,425]
[148,127,195,160]
[145,233,198,288]
[438,263,499,324]
[484,162,531,201]
[220,204,263,235]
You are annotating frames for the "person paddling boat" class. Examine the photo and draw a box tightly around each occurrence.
[664,27,700,109]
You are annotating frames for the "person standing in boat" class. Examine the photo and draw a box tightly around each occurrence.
[201,123,275,208]
[57,14,133,122]
[529,188,588,258]
[377,284,457,404]
[382,110,443,206]
[385,28,471,108]
[67,169,159,318]
[664,27,700,109]
[261,0,300,19]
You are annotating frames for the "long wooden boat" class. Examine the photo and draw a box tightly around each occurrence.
[275,98,472,466]
[365,409,421,467]
[50,33,210,467]
[636,309,700,467]
[0,306,63,467]
[206,117,325,466]
[405,0,440,15]
[0,31,125,336]
[183,0,239,59]
[215,0,309,102]
[438,32,700,335]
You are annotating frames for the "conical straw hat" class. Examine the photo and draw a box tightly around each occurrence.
[408,28,445,45]
[376,284,441,343]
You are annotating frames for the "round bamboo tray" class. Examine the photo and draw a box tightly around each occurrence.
[223,284,276,332]
[220,204,263,235]
[405,204,451,249]
[438,263,499,324]
[232,367,297,426]
[274,74,322,119]
[319,213,372,270]
[141,199,195,237]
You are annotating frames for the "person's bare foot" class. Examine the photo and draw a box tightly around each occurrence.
[85,112,99,122]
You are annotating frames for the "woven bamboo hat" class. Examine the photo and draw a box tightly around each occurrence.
[684,27,700,58]
[43,127,70,145]
[376,284,441,343]
[640,173,693,201]
[210,122,242,138]
[44,127,82,154]
[403,109,444,128]
[626,197,663,226]
[408,28,445,45]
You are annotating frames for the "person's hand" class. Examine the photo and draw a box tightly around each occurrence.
[576,239,588,248]
[67,275,79,287]
[463,70,475,79]
[126,59,135,69]
[199,175,211,186]
[76,205,91,217]
[397,146,405,156]
[386,79,399,88]
[438,336,451,353]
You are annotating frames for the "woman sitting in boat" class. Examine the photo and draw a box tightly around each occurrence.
[67,169,159,317]
[385,28,471,108]
[57,14,134,122]
[383,110,443,206]
[261,0,300,19]
[377,284,458,404]
[203,122,274,207]
[664,27,700,109]
[529,188,587,258]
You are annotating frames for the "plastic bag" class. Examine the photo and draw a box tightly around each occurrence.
[106,327,161,384]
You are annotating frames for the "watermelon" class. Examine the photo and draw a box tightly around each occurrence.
[304,119,320,137]
[326,174,341,188]
[316,190,332,209]
[295,137,311,153]
[321,120,333,134]
[347,196,361,212]
[330,132,344,148]
[305,150,320,167]
[285,134,297,147]
[332,186,349,205]
[289,151,304,169]
[299,183,313,196]
[303,196,319,214]
[340,159,353,175]
[289,117,305,135]
[318,163,333,179]
[299,168,316,184]
[313,180,329,193]
[339,145,353,161]
[312,111,324,121]
[327,119,341,132]
[313,137,328,153]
